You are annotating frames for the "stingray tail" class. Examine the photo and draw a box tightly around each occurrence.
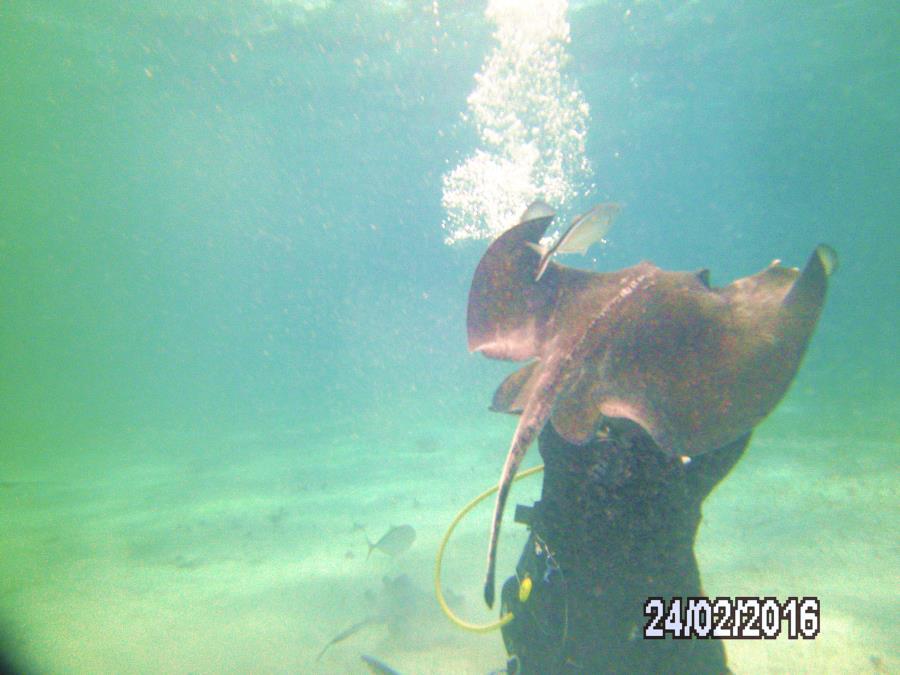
[483,419,538,608]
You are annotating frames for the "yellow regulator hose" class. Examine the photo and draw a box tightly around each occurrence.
[434,464,545,633]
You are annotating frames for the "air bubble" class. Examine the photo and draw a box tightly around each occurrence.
[441,0,592,244]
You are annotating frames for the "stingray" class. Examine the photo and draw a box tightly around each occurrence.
[468,201,836,607]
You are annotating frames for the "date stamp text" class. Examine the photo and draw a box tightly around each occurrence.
[643,596,820,639]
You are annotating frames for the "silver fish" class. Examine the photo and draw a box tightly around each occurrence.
[366,524,416,560]
[529,202,621,281]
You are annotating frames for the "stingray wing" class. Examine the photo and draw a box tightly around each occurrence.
[467,202,558,361]
[490,361,540,414]
[550,247,835,456]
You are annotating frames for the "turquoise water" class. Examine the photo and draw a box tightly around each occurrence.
[1,2,897,673]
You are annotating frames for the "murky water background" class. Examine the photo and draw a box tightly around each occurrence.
[1,2,896,673]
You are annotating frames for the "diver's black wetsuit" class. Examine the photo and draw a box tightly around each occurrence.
[499,422,747,674]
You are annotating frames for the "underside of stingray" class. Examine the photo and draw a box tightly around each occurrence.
[467,201,836,607]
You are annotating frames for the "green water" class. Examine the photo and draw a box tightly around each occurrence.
[1,2,897,673]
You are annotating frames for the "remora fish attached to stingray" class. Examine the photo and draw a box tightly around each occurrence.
[529,202,621,281]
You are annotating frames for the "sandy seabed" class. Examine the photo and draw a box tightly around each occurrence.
[1,398,897,674]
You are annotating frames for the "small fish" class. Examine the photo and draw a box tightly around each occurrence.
[315,617,380,661]
[366,525,416,560]
[528,202,621,281]
[361,654,404,675]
